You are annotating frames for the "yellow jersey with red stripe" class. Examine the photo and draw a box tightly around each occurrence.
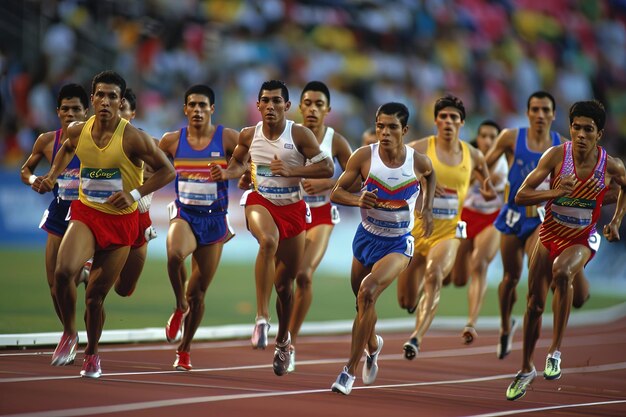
[77,116,142,215]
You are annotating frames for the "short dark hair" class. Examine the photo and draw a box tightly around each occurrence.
[434,94,466,121]
[259,80,289,102]
[478,119,501,135]
[376,102,410,128]
[527,91,556,112]
[569,100,606,131]
[57,83,88,109]
[124,88,137,111]
[91,70,126,97]
[300,81,330,105]
[184,84,215,105]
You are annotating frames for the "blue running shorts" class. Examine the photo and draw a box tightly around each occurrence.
[352,224,414,267]
[40,197,72,237]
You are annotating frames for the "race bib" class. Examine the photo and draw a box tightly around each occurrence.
[167,201,178,221]
[456,221,467,239]
[331,205,340,224]
[505,208,521,228]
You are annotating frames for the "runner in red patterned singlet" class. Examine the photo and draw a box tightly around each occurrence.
[505,100,626,401]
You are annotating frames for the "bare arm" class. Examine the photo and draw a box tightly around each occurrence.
[302,131,352,194]
[514,146,567,206]
[470,145,497,201]
[330,147,376,208]
[109,126,175,210]
[20,132,54,185]
[485,128,516,168]
[414,150,435,238]
[32,123,83,194]
[210,127,252,181]
[603,156,626,242]
[272,124,333,179]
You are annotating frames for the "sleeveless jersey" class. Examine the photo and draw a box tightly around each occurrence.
[250,120,305,205]
[174,126,229,211]
[361,143,420,237]
[51,129,81,201]
[77,116,142,214]
[463,154,508,214]
[428,136,471,221]
[504,128,560,207]
[302,126,334,208]
[539,142,608,249]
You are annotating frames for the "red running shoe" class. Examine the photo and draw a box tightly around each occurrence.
[165,307,189,343]
[174,351,192,371]
[80,354,102,378]
[51,332,78,366]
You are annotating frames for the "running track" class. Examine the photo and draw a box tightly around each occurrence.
[1,319,625,417]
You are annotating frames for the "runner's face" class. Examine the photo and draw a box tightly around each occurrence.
[91,83,123,121]
[258,89,290,124]
[184,94,213,127]
[527,97,555,130]
[376,113,407,148]
[435,107,464,140]
[57,97,87,129]
[570,116,602,154]
[299,91,329,129]
[476,125,499,154]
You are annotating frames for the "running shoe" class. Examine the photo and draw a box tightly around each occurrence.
[251,319,270,349]
[165,307,189,343]
[273,335,292,376]
[287,346,296,373]
[497,318,518,359]
[51,332,78,366]
[174,351,192,371]
[403,337,419,360]
[506,368,536,401]
[331,367,356,395]
[363,335,383,385]
[543,351,562,380]
[462,325,478,345]
[80,354,102,378]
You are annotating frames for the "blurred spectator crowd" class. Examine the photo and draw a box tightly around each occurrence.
[1,0,626,167]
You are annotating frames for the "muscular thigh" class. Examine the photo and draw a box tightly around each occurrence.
[166,219,197,257]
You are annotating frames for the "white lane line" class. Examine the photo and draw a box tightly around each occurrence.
[4,369,626,417]
[463,399,626,417]
[0,374,516,417]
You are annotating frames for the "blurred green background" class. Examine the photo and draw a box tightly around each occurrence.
[2,249,624,335]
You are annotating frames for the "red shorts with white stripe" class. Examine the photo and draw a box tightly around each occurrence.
[461,207,499,240]
[305,203,339,231]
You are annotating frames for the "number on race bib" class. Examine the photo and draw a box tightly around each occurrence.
[505,208,521,228]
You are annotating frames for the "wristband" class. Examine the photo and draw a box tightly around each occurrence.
[130,189,141,202]
[28,175,37,185]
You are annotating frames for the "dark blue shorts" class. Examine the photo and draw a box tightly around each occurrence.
[494,203,542,241]
[352,224,414,267]
[172,202,232,246]
[40,197,72,237]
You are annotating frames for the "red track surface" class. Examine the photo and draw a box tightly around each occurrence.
[1,318,626,417]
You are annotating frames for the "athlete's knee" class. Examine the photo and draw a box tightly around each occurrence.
[294,270,313,290]
[186,291,206,310]
[257,234,279,255]
[166,251,186,267]
[526,293,544,317]
[357,282,377,311]
[274,279,293,298]
[501,271,521,288]
[84,293,105,311]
